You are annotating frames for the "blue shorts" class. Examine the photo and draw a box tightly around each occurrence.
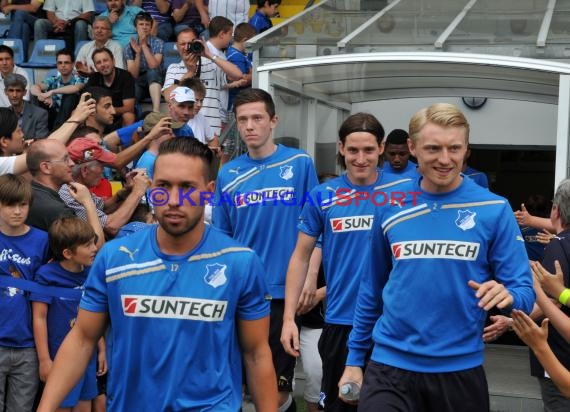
[60,355,97,407]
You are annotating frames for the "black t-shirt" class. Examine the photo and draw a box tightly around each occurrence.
[530,228,570,377]
[86,68,135,109]
[26,180,75,232]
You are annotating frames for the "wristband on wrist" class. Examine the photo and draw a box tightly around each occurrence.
[558,288,570,306]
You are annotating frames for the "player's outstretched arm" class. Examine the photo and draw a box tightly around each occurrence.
[37,309,108,412]
[512,309,570,397]
[239,316,278,412]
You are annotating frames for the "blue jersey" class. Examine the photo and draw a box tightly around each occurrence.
[213,145,318,298]
[381,160,419,179]
[521,226,545,261]
[0,227,49,347]
[249,10,272,33]
[30,262,88,356]
[225,45,252,110]
[347,176,535,372]
[135,151,157,179]
[30,262,97,406]
[298,171,412,325]
[80,225,269,411]
[463,166,489,188]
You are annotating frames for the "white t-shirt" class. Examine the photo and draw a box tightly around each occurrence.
[76,39,126,71]
[208,0,249,26]
[0,156,16,175]
[188,112,215,144]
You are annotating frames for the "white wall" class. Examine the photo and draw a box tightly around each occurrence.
[353,97,558,146]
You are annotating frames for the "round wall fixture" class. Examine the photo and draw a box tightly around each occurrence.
[461,97,488,110]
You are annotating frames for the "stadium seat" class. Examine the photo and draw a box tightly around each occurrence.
[20,39,66,68]
[0,18,10,39]
[162,42,180,70]
[0,39,24,65]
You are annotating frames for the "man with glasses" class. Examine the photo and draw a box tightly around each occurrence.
[75,16,126,76]
[25,140,90,232]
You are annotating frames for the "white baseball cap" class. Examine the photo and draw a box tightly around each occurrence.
[169,87,196,103]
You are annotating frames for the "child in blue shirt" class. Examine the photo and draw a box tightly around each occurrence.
[249,0,281,34]
[31,217,106,411]
[0,174,49,412]
[225,23,256,111]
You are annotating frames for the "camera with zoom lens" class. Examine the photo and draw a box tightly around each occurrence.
[186,41,204,54]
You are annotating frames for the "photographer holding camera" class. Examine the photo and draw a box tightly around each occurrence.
[162,20,244,138]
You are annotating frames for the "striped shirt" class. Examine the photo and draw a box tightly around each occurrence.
[59,183,108,228]
[208,0,249,26]
[163,57,226,136]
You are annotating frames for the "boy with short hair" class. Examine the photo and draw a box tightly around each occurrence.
[0,173,50,412]
[222,22,256,161]
[31,217,106,412]
[124,11,165,113]
[225,22,255,110]
[249,0,281,34]
[180,77,220,150]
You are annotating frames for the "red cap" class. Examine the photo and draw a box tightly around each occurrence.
[67,138,116,165]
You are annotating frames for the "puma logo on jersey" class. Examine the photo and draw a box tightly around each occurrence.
[119,246,139,261]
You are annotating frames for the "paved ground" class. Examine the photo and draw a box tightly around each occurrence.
[244,344,542,412]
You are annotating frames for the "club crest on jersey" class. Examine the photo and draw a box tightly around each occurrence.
[279,165,293,180]
[455,210,476,231]
[204,263,227,288]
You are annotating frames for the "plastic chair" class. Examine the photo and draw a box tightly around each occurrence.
[0,18,10,39]
[162,42,180,70]
[20,39,66,68]
[0,39,24,65]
